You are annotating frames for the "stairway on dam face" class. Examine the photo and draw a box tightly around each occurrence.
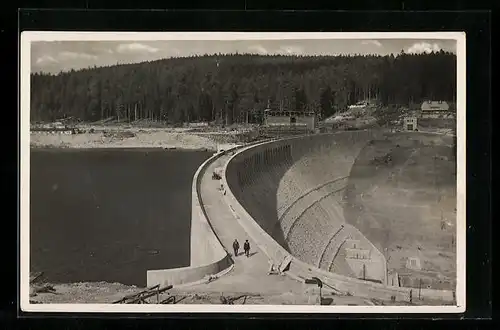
[191,153,302,294]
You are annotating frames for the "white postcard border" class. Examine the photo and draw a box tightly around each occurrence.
[20,31,466,313]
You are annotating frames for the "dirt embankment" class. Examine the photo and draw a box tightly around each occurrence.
[29,281,384,305]
[30,280,447,305]
[29,281,143,304]
[29,123,263,150]
[344,135,457,290]
[30,128,221,150]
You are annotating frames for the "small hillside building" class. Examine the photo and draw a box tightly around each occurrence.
[263,109,316,131]
[420,101,453,119]
[348,99,378,110]
[405,256,422,271]
[421,100,450,111]
[403,116,418,131]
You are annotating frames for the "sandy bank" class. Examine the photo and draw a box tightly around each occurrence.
[29,129,242,151]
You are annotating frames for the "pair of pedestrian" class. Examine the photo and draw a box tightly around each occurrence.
[232,239,250,258]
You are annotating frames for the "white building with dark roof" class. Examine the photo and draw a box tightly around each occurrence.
[420,101,454,119]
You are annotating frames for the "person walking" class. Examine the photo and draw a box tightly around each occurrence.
[243,239,250,258]
[232,239,240,257]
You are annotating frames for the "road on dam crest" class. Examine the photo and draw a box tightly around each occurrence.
[183,152,303,295]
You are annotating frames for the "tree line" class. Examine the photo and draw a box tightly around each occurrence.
[30,51,457,124]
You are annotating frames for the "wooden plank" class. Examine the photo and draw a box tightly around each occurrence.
[113,285,171,304]
[29,272,44,283]
[160,296,176,304]
[126,285,174,304]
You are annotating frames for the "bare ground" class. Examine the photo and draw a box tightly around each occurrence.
[28,281,387,305]
[344,134,457,290]
[29,126,254,150]
[30,130,214,150]
[29,280,450,306]
[29,281,143,304]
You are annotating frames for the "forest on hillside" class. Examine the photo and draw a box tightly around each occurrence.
[30,51,457,124]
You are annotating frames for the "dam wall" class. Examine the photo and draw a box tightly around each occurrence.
[225,132,387,283]
[147,149,234,287]
[223,132,455,303]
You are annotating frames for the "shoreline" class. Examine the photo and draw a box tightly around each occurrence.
[29,129,245,151]
[30,145,214,152]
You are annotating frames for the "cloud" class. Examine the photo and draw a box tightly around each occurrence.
[35,55,58,65]
[247,44,269,55]
[407,42,441,54]
[277,45,304,55]
[58,51,98,61]
[361,40,382,47]
[116,43,159,54]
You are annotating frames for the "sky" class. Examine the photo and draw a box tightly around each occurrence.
[31,39,457,74]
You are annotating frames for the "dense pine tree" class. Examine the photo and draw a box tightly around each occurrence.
[30,51,456,124]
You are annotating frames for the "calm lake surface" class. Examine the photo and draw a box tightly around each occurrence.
[30,148,211,287]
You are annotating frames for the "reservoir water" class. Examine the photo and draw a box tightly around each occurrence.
[30,148,211,287]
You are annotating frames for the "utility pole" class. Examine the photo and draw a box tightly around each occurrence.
[225,101,228,127]
[384,247,390,286]
[232,103,235,125]
[418,278,422,300]
[433,156,437,202]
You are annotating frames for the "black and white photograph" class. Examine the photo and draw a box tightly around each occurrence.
[20,32,465,313]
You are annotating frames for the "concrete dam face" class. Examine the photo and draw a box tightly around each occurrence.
[226,131,456,288]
